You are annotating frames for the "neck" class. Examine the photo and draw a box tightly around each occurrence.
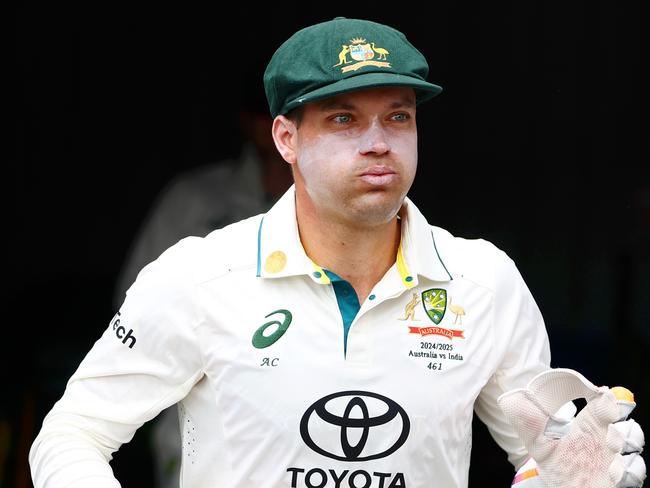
[295,194,402,302]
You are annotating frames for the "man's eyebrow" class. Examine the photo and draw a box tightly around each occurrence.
[390,97,416,108]
[318,101,356,112]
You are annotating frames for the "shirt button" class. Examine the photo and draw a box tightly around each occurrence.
[405,276,413,282]
[368,294,376,300]
[313,271,322,279]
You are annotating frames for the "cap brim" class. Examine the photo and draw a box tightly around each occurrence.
[284,72,442,114]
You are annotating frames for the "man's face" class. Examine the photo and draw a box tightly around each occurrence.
[289,86,418,227]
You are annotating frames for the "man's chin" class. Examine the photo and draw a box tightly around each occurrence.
[346,193,405,226]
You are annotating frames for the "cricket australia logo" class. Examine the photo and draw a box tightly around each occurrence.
[333,37,391,73]
[408,289,465,340]
[422,288,447,324]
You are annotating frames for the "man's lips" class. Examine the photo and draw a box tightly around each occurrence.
[359,166,397,185]
[360,165,396,176]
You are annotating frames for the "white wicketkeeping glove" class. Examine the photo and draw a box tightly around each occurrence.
[498,368,646,488]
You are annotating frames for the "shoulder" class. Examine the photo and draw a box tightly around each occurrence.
[430,225,519,291]
[131,213,263,293]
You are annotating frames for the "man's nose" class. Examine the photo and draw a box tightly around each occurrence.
[359,119,391,155]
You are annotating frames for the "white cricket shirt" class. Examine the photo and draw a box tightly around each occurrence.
[30,186,551,488]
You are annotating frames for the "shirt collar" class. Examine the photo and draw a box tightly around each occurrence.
[399,197,453,284]
[256,185,327,283]
[256,185,452,285]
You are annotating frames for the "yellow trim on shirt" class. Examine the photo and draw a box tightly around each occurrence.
[310,261,331,284]
[396,243,415,288]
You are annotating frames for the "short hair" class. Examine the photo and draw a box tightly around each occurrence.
[285,105,304,127]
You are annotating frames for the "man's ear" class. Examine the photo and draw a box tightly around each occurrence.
[271,115,298,165]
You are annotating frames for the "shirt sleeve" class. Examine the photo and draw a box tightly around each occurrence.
[29,245,205,487]
[474,250,551,470]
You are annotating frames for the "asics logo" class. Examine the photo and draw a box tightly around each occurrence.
[252,309,292,349]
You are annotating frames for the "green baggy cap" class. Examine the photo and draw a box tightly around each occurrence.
[264,17,443,118]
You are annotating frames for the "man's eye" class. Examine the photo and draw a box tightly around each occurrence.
[392,113,411,121]
[332,114,352,124]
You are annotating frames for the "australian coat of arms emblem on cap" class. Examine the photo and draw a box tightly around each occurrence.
[334,37,391,73]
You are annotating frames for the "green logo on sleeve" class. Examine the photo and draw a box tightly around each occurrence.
[252,309,293,349]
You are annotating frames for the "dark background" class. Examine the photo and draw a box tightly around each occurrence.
[7,2,648,486]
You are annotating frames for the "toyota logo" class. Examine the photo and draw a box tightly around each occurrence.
[300,391,410,461]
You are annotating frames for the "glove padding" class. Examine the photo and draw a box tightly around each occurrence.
[498,368,645,488]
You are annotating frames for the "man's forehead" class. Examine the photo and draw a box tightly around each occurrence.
[315,87,417,112]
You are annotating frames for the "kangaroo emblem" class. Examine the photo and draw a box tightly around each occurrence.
[399,292,421,321]
[333,45,351,66]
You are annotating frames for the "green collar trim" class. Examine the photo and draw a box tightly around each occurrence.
[323,269,361,358]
